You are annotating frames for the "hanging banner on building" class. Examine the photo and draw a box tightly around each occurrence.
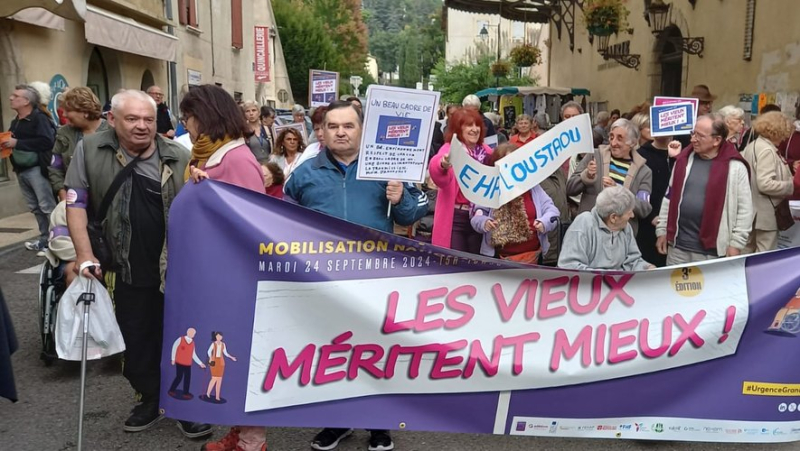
[357,85,440,183]
[254,26,270,83]
[650,102,696,137]
[450,114,593,208]
[160,181,800,443]
[309,70,339,108]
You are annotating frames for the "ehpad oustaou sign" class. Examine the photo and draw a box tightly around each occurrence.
[160,181,800,443]
[308,70,339,108]
[357,85,440,183]
[450,114,594,209]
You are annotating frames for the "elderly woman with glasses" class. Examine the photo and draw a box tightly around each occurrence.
[559,186,655,270]
[567,118,653,236]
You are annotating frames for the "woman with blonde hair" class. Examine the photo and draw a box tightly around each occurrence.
[49,87,108,201]
[742,111,795,252]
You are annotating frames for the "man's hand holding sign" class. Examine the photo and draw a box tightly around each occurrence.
[449,114,595,209]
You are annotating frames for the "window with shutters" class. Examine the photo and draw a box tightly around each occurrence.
[232,0,243,49]
[178,0,199,28]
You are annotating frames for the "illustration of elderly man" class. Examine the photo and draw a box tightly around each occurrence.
[168,327,206,399]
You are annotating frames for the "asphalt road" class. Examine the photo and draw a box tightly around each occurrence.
[1,246,798,450]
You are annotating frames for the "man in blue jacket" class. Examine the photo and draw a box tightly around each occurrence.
[284,100,426,451]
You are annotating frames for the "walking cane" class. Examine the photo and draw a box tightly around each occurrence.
[76,263,99,451]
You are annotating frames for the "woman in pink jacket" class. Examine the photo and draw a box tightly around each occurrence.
[180,85,267,451]
[429,107,493,252]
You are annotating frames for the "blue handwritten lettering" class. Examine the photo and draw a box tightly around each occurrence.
[569,127,581,142]
[458,165,478,190]
[559,132,571,149]
[522,157,538,174]
[551,137,562,156]
[510,162,527,182]
[534,148,549,167]
[473,175,497,199]
[499,166,515,190]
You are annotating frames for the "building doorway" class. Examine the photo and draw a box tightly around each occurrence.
[141,69,155,91]
[658,26,683,97]
[86,47,110,106]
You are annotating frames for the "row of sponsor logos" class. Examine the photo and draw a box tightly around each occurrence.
[514,420,800,437]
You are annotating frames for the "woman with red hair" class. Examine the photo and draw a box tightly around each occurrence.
[429,107,492,252]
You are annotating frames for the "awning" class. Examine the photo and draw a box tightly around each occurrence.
[85,5,177,62]
[475,86,591,97]
[444,0,555,23]
[0,0,86,22]
[11,8,66,31]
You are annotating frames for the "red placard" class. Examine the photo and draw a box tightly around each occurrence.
[254,26,270,82]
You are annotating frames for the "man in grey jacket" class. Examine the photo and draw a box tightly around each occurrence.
[559,186,654,270]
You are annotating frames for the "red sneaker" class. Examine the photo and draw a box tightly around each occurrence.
[201,427,240,451]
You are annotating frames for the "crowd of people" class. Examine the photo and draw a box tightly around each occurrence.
[3,79,800,451]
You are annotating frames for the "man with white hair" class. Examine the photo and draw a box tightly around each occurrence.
[65,90,211,439]
[462,94,497,147]
[559,186,654,270]
[2,84,57,252]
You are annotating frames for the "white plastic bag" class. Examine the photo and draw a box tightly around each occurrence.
[55,275,126,361]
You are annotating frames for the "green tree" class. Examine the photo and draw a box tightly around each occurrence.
[398,32,421,88]
[431,56,536,105]
[363,0,444,83]
[306,0,369,77]
[274,0,343,104]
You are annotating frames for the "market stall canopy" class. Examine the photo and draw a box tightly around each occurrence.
[0,0,86,22]
[475,86,591,97]
[444,0,555,23]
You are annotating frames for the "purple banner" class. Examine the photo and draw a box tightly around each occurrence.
[161,181,800,443]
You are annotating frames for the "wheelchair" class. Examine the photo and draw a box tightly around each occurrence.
[38,259,67,366]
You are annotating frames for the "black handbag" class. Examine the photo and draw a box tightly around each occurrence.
[774,198,794,231]
[88,156,141,270]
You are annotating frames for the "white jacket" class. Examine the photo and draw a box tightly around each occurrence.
[656,153,753,257]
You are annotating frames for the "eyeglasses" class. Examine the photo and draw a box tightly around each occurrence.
[148,92,164,98]
[690,131,718,140]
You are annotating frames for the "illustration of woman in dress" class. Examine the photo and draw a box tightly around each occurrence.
[202,331,237,403]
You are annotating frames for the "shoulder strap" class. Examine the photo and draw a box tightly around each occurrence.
[96,155,141,222]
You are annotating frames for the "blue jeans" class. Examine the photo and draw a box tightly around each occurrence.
[18,167,56,243]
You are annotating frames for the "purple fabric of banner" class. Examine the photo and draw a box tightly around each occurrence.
[160,180,800,441]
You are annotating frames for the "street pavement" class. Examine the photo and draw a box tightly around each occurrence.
[1,244,799,450]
